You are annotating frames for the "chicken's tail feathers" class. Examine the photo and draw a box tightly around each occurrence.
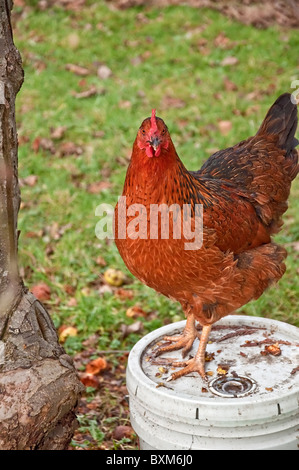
[257,93,299,154]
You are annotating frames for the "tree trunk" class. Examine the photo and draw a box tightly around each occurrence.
[0,0,83,449]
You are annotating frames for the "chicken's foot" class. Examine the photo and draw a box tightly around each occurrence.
[167,325,212,381]
[153,314,199,359]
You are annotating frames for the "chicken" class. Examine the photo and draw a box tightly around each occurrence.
[115,93,298,380]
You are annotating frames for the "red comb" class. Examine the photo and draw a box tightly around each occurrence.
[150,109,158,133]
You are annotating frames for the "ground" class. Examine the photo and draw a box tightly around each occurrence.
[13,0,299,450]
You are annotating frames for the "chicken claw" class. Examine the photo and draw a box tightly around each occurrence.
[167,357,207,381]
[167,325,212,381]
[153,314,199,358]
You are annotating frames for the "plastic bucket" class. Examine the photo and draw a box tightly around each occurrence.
[126,315,299,450]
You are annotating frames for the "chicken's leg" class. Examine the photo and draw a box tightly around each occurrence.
[153,314,199,359]
[167,325,212,381]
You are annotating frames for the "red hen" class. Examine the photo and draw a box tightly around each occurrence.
[115,93,298,380]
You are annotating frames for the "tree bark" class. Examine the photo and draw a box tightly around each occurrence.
[0,0,83,449]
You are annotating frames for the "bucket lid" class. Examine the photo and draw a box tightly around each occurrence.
[127,315,299,425]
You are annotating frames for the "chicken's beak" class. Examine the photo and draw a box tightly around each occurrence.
[149,136,162,151]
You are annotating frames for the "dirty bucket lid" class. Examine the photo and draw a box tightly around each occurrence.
[127,315,299,427]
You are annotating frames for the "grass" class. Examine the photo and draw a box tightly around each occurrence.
[13,0,299,449]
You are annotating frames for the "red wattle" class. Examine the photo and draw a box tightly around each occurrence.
[155,146,161,157]
[146,145,154,158]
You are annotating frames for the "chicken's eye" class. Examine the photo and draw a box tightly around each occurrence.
[141,129,146,135]
[162,128,166,135]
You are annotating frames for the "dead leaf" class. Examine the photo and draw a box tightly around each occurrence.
[82,333,99,348]
[245,91,261,101]
[40,137,56,153]
[72,85,97,99]
[205,352,215,362]
[95,255,107,267]
[18,134,29,146]
[291,366,299,375]
[86,395,102,410]
[214,32,231,49]
[223,76,238,91]
[262,343,281,356]
[288,241,299,252]
[86,357,107,375]
[67,297,77,307]
[87,181,112,194]
[59,141,83,156]
[58,325,78,343]
[31,137,40,153]
[115,288,134,300]
[25,230,43,238]
[64,284,76,295]
[98,284,113,295]
[197,37,210,55]
[65,63,90,76]
[50,126,67,140]
[93,130,105,139]
[162,96,186,109]
[113,425,134,440]
[31,282,51,301]
[218,120,232,135]
[19,175,38,187]
[126,305,146,318]
[79,373,100,388]
[217,365,229,375]
[32,137,55,154]
[220,56,239,66]
[244,104,260,116]
[80,80,90,91]
[130,56,142,67]
[121,320,143,338]
[97,64,112,79]
[118,100,132,109]
[45,244,54,257]
[44,221,72,241]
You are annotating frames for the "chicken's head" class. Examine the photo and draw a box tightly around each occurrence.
[137,109,169,158]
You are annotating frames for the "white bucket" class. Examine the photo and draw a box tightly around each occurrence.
[126,315,299,450]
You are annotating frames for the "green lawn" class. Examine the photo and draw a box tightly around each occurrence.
[13,0,299,449]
